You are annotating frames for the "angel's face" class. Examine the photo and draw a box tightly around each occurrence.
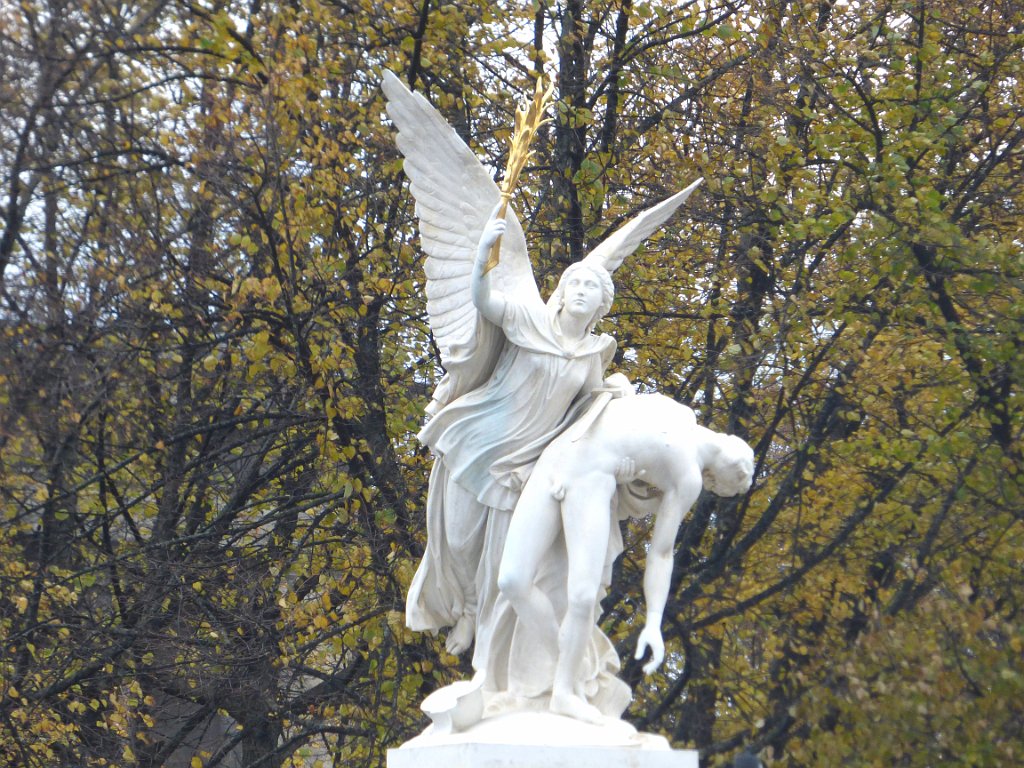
[561,270,605,319]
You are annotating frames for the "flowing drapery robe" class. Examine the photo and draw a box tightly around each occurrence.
[406,297,614,677]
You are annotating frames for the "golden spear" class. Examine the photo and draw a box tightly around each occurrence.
[484,74,556,274]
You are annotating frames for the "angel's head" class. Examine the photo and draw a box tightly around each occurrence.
[552,262,614,332]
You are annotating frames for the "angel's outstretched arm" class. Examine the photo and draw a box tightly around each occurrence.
[471,209,509,325]
[382,72,544,373]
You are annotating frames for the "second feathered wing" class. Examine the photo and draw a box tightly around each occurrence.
[581,178,703,274]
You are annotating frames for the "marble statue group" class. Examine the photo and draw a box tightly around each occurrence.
[381,70,754,739]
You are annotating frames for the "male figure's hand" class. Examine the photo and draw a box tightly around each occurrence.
[635,623,665,674]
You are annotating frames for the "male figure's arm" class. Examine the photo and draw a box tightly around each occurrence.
[635,470,702,673]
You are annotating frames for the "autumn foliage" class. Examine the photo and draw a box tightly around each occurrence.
[1,1,1021,767]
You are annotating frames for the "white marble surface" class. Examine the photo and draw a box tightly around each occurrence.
[382,69,726,731]
[388,742,699,768]
[389,711,699,768]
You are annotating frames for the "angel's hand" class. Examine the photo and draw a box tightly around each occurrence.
[614,457,644,484]
[603,372,633,397]
[477,215,508,255]
[634,623,665,674]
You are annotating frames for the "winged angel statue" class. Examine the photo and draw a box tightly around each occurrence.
[382,70,701,728]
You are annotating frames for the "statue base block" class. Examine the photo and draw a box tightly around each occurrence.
[388,742,698,768]
[388,711,698,768]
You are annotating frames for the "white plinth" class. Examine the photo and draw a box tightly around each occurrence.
[388,712,698,768]
[388,743,699,768]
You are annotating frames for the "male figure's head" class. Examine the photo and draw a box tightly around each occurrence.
[702,434,755,497]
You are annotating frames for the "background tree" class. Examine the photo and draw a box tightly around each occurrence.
[1,1,1021,767]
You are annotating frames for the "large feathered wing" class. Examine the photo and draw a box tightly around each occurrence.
[581,178,703,273]
[382,70,542,412]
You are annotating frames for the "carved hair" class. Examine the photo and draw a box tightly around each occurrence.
[551,262,615,332]
[701,435,755,497]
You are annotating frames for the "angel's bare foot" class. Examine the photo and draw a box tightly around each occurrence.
[445,614,474,655]
[550,691,604,724]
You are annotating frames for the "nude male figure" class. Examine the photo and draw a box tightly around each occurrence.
[497,391,755,722]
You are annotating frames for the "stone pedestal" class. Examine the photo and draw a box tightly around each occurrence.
[389,742,699,768]
[387,712,698,768]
